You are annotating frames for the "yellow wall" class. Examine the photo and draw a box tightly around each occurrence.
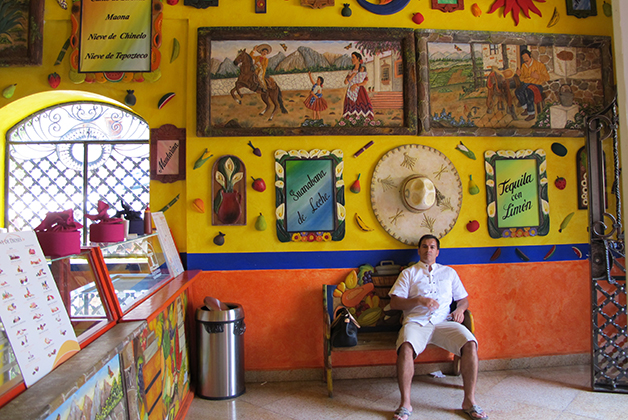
[0,0,614,253]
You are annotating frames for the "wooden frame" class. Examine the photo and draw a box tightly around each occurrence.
[416,30,613,137]
[197,27,417,137]
[566,0,597,19]
[69,0,162,83]
[484,149,550,239]
[275,149,345,242]
[0,0,44,67]
[150,124,186,183]
[431,0,464,13]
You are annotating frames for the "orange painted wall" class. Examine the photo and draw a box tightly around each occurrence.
[189,260,590,371]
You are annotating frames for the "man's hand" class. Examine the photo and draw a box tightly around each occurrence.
[423,297,439,313]
[450,308,465,323]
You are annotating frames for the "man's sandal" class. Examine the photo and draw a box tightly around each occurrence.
[392,406,412,420]
[463,405,488,419]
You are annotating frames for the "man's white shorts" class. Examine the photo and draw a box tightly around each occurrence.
[395,321,477,358]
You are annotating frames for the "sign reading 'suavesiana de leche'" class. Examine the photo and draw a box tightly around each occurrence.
[80,0,152,73]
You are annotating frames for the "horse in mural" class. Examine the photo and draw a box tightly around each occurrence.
[486,67,517,120]
[230,49,288,121]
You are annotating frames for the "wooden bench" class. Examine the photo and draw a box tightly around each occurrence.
[323,282,474,397]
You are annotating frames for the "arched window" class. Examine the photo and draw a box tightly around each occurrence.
[5,102,150,241]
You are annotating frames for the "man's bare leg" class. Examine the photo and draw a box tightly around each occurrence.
[460,341,487,419]
[394,342,415,419]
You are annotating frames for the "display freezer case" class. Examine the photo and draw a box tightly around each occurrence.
[0,233,177,408]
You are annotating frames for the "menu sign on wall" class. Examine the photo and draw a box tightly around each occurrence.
[80,0,153,73]
[0,232,80,387]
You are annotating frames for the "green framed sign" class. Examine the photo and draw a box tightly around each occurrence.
[485,149,549,238]
[275,149,345,242]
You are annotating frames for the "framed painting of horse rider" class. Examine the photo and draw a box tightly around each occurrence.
[416,30,613,137]
[196,27,417,137]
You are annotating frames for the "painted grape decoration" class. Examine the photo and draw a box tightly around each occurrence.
[488,0,545,26]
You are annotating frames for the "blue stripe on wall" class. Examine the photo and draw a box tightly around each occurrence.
[185,243,590,271]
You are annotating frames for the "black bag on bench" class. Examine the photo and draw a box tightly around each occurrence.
[330,306,360,347]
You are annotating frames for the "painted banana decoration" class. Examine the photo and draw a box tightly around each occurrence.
[355,213,374,231]
[356,0,411,15]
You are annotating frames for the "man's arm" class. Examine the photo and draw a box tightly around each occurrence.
[450,297,468,323]
[390,294,439,313]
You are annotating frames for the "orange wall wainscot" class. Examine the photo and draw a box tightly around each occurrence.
[188,260,591,371]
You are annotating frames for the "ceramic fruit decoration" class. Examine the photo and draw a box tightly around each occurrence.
[167,0,179,5]
[468,175,480,195]
[193,148,213,169]
[255,213,267,231]
[124,90,137,106]
[341,3,352,16]
[350,174,361,193]
[158,92,176,109]
[158,194,180,212]
[489,247,502,261]
[466,220,480,232]
[412,12,424,24]
[170,38,180,63]
[488,0,544,26]
[213,232,226,246]
[551,142,568,157]
[2,84,16,99]
[247,141,262,157]
[603,1,612,17]
[555,176,566,190]
[192,198,205,213]
[251,176,266,192]
[455,141,476,160]
[471,3,482,16]
[213,156,245,225]
[547,7,559,27]
[355,213,374,231]
[559,212,575,233]
[48,73,61,89]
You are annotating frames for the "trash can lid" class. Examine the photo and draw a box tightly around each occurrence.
[196,303,244,322]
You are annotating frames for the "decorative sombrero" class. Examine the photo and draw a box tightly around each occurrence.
[370,144,462,246]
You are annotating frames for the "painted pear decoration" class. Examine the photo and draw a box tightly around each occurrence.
[214,157,244,224]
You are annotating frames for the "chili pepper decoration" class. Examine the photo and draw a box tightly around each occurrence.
[488,0,545,26]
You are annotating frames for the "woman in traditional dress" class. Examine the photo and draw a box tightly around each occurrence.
[342,52,374,121]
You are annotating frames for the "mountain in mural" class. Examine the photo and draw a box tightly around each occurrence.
[216,58,239,76]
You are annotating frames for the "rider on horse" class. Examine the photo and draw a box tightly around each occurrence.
[249,44,271,93]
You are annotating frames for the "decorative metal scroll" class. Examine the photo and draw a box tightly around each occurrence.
[586,97,628,393]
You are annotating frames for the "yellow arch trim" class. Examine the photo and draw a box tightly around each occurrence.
[0,90,145,227]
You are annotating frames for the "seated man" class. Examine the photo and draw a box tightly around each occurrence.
[389,234,488,420]
[515,48,550,121]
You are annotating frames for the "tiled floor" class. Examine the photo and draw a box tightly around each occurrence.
[186,365,628,420]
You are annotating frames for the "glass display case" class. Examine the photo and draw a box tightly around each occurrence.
[0,232,181,409]
[96,233,173,313]
[48,248,116,345]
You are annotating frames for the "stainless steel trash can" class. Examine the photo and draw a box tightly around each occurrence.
[196,303,246,399]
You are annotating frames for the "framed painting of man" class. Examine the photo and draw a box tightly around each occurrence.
[416,30,613,137]
[196,27,417,137]
[0,0,44,67]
